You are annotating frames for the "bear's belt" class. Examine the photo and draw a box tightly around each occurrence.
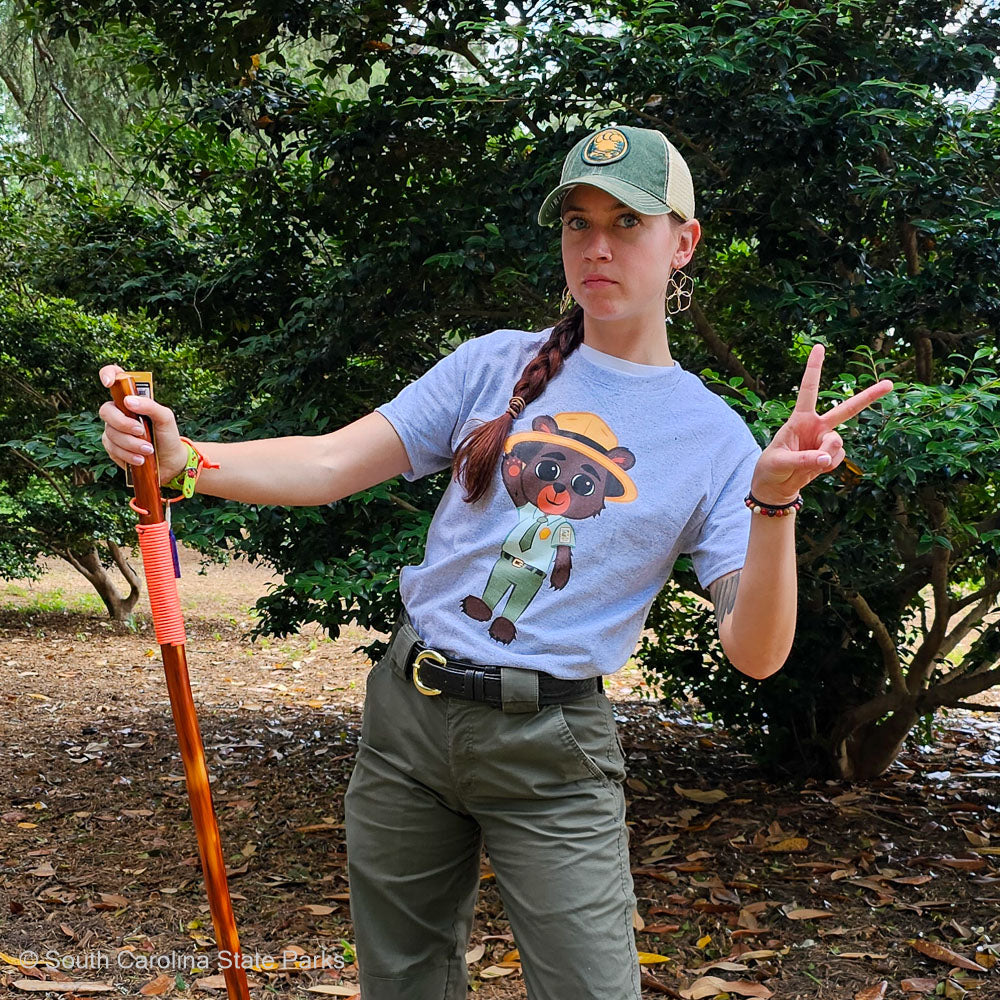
[501,550,545,577]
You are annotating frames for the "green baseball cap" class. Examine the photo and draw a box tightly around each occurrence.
[537,125,696,226]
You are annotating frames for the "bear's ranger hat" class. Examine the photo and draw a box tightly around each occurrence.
[504,412,637,503]
[537,124,695,227]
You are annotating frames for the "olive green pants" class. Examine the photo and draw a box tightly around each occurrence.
[344,612,641,1000]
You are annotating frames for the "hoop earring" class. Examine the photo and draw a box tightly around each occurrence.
[560,285,575,314]
[665,268,694,315]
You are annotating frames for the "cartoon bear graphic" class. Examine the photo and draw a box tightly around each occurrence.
[461,412,637,645]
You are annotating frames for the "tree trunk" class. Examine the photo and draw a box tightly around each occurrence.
[58,542,141,620]
[830,657,1000,780]
[823,560,999,779]
[833,705,921,780]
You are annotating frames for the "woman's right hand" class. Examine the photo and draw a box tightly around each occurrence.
[98,364,189,484]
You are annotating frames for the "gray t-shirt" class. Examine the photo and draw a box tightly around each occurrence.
[375,328,761,679]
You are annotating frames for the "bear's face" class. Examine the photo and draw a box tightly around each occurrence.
[502,415,635,519]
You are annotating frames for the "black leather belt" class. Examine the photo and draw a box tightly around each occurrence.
[403,641,602,707]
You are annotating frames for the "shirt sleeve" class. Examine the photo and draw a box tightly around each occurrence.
[374,341,471,482]
[687,434,762,590]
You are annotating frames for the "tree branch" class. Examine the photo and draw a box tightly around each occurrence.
[921,664,1000,712]
[384,491,421,514]
[27,31,172,212]
[839,584,907,695]
[952,573,1000,614]
[106,539,141,600]
[888,491,917,563]
[55,546,95,584]
[7,447,72,505]
[30,34,128,173]
[686,301,765,396]
[906,490,950,690]
[899,219,921,278]
[0,62,26,109]
[829,687,915,750]
[797,520,843,567]
[1,369,60,412]
[936,582,1000,670]
[411,20,544,141]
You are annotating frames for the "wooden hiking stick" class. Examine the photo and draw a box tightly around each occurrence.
[110,375,251,1000]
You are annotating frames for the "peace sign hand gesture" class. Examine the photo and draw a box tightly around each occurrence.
[750,344,894,506]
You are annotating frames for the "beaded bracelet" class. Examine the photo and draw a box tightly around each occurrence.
[744,491,803,518]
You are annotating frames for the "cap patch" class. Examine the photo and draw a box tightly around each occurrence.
[581,128,629,165]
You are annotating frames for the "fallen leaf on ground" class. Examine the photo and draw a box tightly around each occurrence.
[479,966,517,978]
[690,961,751,973]
[95,892,129,909]
[854,982,888,1000]
[138,973,173,995]
[786,908,834,920]
[680,976,773,998]
[1,953,46,973]
[909,939,982,971]
[194,974,261,991]
[674,785,728,804]
[637,951,671,964]
[900,978,938,993]
[763,838,809,853]
[13,982,114,993]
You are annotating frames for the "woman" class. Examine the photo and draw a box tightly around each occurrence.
[98,124,892,1000]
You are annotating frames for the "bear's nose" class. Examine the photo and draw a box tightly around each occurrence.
[552,483,566,494]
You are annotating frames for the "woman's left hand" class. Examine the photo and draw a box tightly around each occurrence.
[750,344,894,505]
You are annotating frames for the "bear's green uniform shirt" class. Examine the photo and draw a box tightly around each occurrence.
[502,502,575,573]
[375,328,761,681]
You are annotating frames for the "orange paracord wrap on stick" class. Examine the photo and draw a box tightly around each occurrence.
[135,520,186,646]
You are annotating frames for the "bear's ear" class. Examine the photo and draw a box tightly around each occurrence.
[532,415,558,434]
[607,446,636,472]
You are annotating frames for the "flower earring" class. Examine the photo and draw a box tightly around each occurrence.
[665,268,694,315]
[560,285,575,314]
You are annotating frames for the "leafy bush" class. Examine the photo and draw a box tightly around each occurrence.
[5,0,999,773]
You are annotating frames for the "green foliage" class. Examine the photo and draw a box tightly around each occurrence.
[0,290,232,590]
[3,0,999,770]
[0,0,161,176]
[646,350,1000,773]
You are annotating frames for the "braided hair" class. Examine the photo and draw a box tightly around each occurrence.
[452,305,585,504]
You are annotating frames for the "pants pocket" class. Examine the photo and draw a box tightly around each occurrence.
[359,654,390,745]
[556,693,628,785]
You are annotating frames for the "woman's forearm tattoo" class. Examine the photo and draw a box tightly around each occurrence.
[710,571,741,630]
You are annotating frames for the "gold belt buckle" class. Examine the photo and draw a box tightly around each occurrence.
[412,648,446,696]
[511,557,525,568]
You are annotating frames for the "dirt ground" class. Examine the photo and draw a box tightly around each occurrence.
[2,548,999,999]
